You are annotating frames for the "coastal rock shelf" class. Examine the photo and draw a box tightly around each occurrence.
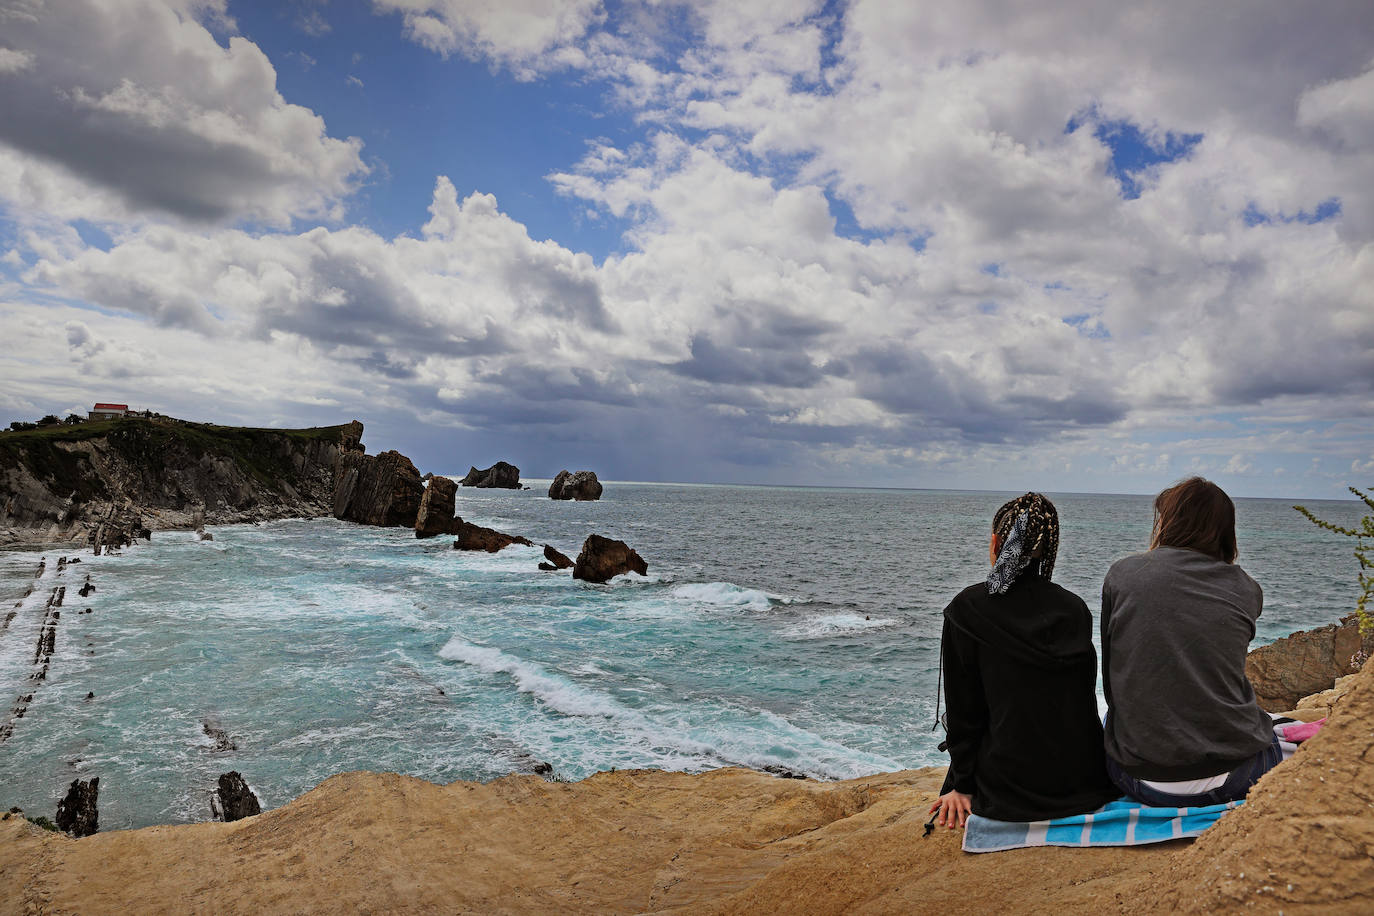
[3,651,1372,913]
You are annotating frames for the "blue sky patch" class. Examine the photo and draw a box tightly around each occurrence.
[1067,112,1203,199]
[1243,197,1342,227]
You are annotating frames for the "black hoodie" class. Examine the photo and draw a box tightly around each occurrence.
[937,575,1119,821]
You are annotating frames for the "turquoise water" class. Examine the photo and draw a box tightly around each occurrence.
[0,484,1364,829]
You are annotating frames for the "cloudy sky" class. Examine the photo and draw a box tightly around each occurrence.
[1,0,1371,497]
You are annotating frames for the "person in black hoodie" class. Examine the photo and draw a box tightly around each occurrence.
[929,493,1118,829]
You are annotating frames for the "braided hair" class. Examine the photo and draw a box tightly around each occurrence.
[987,492,1060,592]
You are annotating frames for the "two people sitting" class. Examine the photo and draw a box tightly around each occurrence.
[929,477,1280,829]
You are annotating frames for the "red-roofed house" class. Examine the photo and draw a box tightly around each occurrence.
[89,403,129,420]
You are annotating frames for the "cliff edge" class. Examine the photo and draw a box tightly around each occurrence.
[0,418,364,547]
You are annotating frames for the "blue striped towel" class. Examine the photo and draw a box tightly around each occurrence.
[961,797,1242,853]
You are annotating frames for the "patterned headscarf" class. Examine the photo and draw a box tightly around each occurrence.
[986,492,1060,594]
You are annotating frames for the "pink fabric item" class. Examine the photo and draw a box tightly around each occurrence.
[1282,718,1326,742]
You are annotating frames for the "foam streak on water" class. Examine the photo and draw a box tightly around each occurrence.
[0,486,1363,829]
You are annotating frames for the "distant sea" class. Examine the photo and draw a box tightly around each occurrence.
[0,484,1364,830]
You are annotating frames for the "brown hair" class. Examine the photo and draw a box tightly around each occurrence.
[1150,477,1237,563]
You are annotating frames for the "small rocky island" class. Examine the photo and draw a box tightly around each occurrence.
[459,462,521,489]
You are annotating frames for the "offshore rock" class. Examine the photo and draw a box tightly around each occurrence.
[415,477,457,539]
[572,534,647,583]
[55,777,98,837]
[333,450,424,528]
[542,544,573,569]
[452,518,534,553]
[548,470,602,501]
[1245,613,1374,711]
[459,462,521,489]
[212,772,261,823]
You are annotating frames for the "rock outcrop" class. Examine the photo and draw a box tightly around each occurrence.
[452,518,534,553]
[211,772,261,823]
[414,477,457,538]
[1244,613,1373,711]
[333,450,424,528]
[548,470,602,501]
[541,544,573,570]
[0,419,364,546]
[55,777,98,837]
[572,535,647,583]
[459,462,521,489]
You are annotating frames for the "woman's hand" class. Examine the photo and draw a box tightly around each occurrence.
[927,790,973,829]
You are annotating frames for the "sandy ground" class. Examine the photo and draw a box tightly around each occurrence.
[4,664,1373,915]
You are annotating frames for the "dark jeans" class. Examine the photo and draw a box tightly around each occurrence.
[1106,733,1283,807]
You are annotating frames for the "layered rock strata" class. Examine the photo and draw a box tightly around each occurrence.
[414,477,457,538]
[0,419,365,546]
[332,449,424,528]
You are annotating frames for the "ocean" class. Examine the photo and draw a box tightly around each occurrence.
[0,484,1364,830]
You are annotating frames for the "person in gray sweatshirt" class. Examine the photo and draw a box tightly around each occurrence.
[1101,477,1280,807]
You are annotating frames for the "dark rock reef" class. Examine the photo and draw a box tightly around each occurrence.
[459,462,521,489]
[549,470,602,501]
[1246,613,1374,711]
[55,777,98,837]
[452,519,534,553]
[333,449,424,528]
[415,477,458,538]
[572,534,647,583]
[211,772,262,822]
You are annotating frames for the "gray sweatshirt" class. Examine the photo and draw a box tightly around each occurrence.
[1101,547,1273,780]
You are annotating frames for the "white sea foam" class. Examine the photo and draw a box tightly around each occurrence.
[440,637,629,721]
[671,581,785,611]
[786,612,898,639]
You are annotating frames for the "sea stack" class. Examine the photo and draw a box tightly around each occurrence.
[572,534,647,583]
[548,470,602,501]
[458,462,521,489]
[415,477,458,538]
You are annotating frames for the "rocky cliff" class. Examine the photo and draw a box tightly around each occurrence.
[332,449,424,528]
[0,419,364,546]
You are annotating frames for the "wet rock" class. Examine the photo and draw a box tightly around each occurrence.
[761,765,807,780]
[1245,613,1374,711]
[452,518,534,553]
[542,544,573,569]
[202,721,237,752]
[211,772,261,822]
[538,562,557,571]
[415,476,457,539]
[195,529,214,541]
[78,580,95,597]
[333,449,425,527]
[572,534,648,583]
[458,461,521,489]
[548,470,603,501]
[55,777,98,837]
[532,761,553,776]
[85,692,94,700]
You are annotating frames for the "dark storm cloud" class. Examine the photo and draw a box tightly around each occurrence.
[671,334,824,387]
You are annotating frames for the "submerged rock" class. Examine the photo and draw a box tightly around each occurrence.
[459,462,521,489]
[548,470,602,501]
[1245,613,1374,711]
[415,476,457,539]
[202,721,237,752]
[451,518,534,553]
[572,535,647,583]
[55,777,98,837]
[212,772,262,822]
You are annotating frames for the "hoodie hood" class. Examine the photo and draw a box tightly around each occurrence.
[945,577,1096,669]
